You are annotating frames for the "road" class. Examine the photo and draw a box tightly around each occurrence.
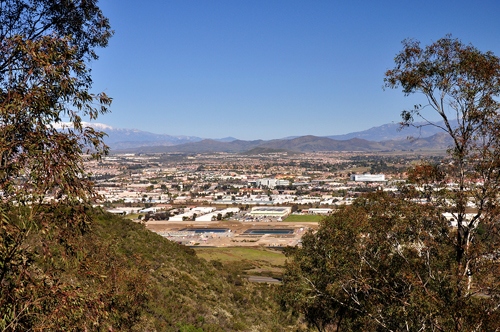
[247,276,281,284]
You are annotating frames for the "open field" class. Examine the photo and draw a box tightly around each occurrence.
[284,214,325,222]
[124,213,143,220]
[195,247,286,266]
[195,247,286,277]
[347,166,371,173]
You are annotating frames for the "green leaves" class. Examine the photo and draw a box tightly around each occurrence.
[0,1,114,330]
[280,36,500,331]
[279,193,500,331]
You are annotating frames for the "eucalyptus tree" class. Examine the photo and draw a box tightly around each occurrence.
[0,1,116,330]
[279,36,500,331]
[385,35,500,305]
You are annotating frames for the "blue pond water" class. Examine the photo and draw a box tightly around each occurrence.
[244,229,294,235]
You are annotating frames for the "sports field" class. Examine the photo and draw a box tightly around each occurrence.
[283,214,324,222]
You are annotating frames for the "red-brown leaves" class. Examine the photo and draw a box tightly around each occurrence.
[0,1,113,330]
[408,163,445,184]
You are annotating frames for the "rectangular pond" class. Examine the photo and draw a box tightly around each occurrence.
[243,229,295,235]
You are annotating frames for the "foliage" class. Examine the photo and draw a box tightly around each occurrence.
[385,35,500,325]
[279,36,500,331]
[0,208,150,331]
[0,1,113,330]
[384,34,500,228]
[278,193,500,331]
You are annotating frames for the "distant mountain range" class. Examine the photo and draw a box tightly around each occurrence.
[54,120,453,153]
[119,133,453,154]
[52,122,236,149]
[326,120,449,141]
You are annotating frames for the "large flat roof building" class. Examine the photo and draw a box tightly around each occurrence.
[249,206,292,217]
[350,174,385,182]
[253,178,290,188]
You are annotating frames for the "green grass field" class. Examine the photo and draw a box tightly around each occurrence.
[195,247,286,267]
[348,166,371,173]
[124,213,144,220]
[284,214,324,222]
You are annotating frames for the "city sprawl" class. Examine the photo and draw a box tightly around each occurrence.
[86,151,443,247]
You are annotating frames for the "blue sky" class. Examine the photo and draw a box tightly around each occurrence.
[88,0,500,140]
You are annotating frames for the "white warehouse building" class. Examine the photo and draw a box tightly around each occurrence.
[255,178,290,188]
[249,206,292,218]
[350,174,385,182]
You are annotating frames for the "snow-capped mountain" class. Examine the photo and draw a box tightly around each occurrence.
[52,122,204,149]
[52,121,115,131]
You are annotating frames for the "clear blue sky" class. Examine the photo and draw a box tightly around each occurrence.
[88,0,500,140]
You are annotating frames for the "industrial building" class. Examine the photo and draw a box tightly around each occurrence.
[249,206,292,218]
[302,208,333,215]
[252,178,290,188]
[195,208,240,221]
[169,206,216,221]
[350,174,385,182]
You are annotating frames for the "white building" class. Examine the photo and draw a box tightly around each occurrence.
[138,207,163,213]
[169,206,216,221]
[249,206,292,217]
[350,174,385,182]
[304,208,333,215]
[255,178,290,188]
[442,213,478,227]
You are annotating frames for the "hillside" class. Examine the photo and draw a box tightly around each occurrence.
[260,135,386,152]
[121,139,265,153]
[240,147,302,155]
[91,213,303,331]
[381,132,453,150]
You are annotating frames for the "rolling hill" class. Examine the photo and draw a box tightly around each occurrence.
[117,133,454,154]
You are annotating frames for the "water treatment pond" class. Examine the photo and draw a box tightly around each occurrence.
[243,229,294,235]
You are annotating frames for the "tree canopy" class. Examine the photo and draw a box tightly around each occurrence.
[0,1,119,330]
[279,36,500,331]
[385,36,500,300]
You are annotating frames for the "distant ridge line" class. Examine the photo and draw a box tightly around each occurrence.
[113,133,452,154]
[54,119,452,151]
